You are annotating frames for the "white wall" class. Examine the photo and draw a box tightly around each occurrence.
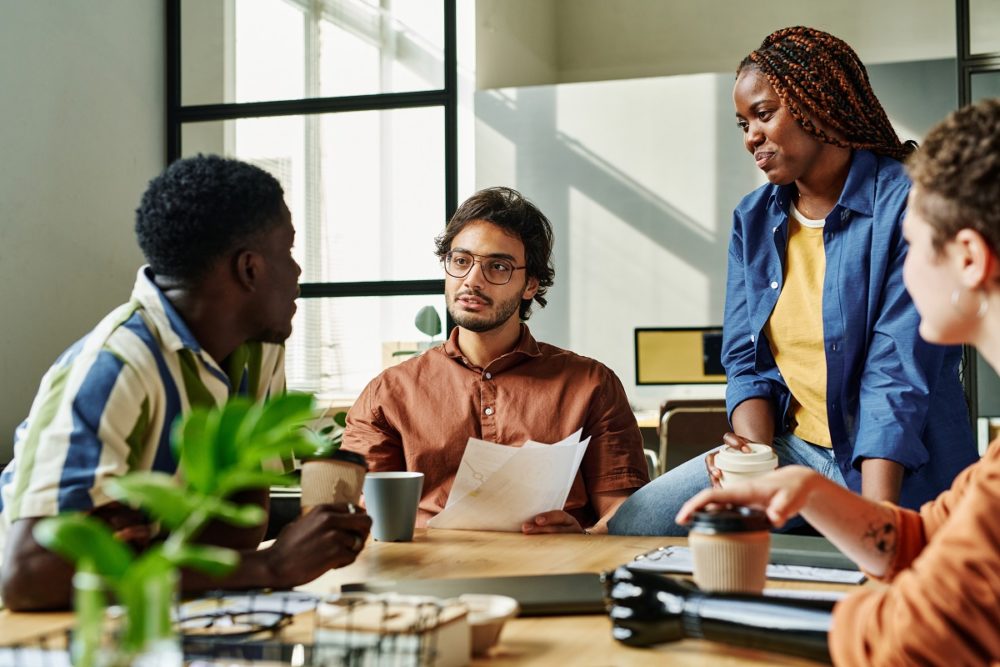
[477,0,955,89]
[0,2,163,460]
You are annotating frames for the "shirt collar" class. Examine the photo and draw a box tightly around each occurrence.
[443,323,542,372]
[769,149,878,219]
[130,266,204,353]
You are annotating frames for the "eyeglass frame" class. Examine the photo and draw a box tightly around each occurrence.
[443,250,528,286]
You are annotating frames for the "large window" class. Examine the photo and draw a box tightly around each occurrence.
[168,0,460,400]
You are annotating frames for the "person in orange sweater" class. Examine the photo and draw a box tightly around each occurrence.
[671,98,1000,665]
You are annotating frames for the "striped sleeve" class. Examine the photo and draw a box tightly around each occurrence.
[7,346,153,521]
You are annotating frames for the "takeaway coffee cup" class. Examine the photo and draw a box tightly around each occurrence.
[300,449,368,513]
[714,443,778,488]
[363,472,424,542]
[688,506,771,594]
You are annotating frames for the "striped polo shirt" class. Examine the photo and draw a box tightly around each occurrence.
[0,267,285,553]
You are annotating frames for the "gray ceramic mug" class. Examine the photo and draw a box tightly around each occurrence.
[363,472,424,541]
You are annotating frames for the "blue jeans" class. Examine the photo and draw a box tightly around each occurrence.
[608,432,846,536]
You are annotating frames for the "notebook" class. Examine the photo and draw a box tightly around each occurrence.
[341,572,606,616]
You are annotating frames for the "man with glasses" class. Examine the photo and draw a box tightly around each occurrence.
[344,187,649,534]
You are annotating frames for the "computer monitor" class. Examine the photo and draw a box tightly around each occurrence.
[635,327,726,385]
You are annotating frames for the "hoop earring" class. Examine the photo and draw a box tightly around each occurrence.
[950,287,989,319]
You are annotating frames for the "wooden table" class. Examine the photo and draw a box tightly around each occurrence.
[302,529,847,666]
[1,529,850,665]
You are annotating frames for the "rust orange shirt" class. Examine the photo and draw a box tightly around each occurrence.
[831,439,1000,666]
[343,325,649,528]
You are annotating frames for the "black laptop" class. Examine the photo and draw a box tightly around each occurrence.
[342,572,606,616]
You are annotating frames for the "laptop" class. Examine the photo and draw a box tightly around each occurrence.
[768,534,858,571]
[342,572,606,616]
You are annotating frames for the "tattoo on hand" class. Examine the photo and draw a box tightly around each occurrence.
[862,521,897,555]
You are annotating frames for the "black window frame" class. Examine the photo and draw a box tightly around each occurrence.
[164,0,457,304]
[956,0,1000,423]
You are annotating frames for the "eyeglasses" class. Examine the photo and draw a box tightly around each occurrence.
[444,251,526,285]
[176,610,293,638]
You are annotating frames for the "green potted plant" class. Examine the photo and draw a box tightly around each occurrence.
[33,393,321,667]
[391,305,443,360]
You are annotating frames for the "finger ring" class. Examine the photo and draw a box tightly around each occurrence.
[346,503,357,514]
[352,535,363,551]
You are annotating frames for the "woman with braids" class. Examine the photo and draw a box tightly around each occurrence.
[610,26,978,536]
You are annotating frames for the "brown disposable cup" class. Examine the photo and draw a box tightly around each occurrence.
[688,506,771,594]
[300,449,368,513]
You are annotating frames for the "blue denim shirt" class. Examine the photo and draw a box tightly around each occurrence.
[722,150,977,508]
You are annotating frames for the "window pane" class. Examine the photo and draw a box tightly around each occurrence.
[971,71,1000,103]
[286,295,447,398]
[181,0,445,105]
[970,0,1000,55]
[181,106,446,282]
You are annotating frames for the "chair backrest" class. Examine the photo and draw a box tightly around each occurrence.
[658,399,729,476]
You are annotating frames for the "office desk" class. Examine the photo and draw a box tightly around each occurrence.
[1,530,847,665]
[303,529,842,666]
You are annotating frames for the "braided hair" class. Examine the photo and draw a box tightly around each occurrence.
[738,26,915,161]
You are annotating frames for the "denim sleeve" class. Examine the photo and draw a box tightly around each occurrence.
[851,211,936,471]
[722,207,780,422]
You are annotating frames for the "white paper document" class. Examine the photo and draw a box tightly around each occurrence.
[427,429,590,531]
[629,545,866,584]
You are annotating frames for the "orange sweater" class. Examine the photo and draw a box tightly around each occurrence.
[831,439,1000,666]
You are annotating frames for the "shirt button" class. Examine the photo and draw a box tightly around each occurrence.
[770,281,778,289]
[831,343,838,351]
[484,407,494,416]
[750,335,755,343]
[841,210,850,221]
[772,226,778,233]
[485,372,492,380]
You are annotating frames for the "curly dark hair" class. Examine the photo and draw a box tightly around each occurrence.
[906,98,1000,256]
[738,26,915,161]
[135,154,286,284]
[434,187,554,320]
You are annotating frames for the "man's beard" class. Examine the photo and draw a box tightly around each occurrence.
[448,289,522,333]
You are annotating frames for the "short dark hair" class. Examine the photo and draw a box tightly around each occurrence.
[135,154,286,284]
[434,187,554,320]
[738,26,915,161]
[906,98,1000,256]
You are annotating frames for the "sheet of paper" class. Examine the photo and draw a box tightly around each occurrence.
[428,430,590,531]
[628,545,866,585]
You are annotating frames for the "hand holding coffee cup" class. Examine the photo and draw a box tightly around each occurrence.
[714,443,778,488]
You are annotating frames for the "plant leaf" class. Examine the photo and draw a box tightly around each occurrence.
[213,399,253,476]
[215,469,296,499]
[414,305,442,338]
[33,514,134,579]
[105,473,199,531]
[205,495,269,527]
[172,408,215,494]
[332,411,347,428]
[169,543,240,578]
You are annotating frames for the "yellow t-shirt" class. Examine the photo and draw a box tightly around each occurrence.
[763,205,832,447]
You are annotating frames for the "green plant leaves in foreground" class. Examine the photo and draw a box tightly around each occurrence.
[171,392,318,496]
[34,514,135,579]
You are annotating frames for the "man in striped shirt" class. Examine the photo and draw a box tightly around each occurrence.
[0,155,371,610]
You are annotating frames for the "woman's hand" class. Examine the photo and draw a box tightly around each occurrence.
[704,432,757,488]
[677,465,822,527]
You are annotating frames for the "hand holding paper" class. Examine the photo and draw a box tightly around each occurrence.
[427,429,590,531]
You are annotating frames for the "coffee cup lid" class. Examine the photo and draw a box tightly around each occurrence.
[715,443,777,473]
[305,448,368,469]
[688,506,770,534]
